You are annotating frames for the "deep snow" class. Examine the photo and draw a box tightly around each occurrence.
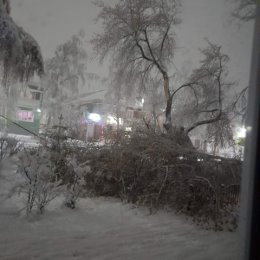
[0,157,240,260]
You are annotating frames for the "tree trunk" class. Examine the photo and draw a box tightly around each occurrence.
[162,72,173,131]
[164,95,173,131]
[212,143,217,156]
[116,105,120,137]
[160,72,194,149]
[152,109,157,130]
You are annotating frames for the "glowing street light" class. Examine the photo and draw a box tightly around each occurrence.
[236,126,247,138]
[88,113,101,122]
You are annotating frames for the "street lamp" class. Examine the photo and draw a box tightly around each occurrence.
[236,126,247,138]
[88,113,101,122]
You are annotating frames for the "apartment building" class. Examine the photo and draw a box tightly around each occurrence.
[7,81,43,135]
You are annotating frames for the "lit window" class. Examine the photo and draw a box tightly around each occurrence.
[17,110,34,122]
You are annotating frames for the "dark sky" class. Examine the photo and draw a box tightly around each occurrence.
[11,0,255,91]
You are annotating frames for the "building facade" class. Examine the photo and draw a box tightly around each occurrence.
[6,81,43,135]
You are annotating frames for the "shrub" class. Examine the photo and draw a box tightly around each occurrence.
[0,136,21,161]
[16,148,64,215]
[81,128,241,231]
[64,158,90,209]
[40,126,92,209]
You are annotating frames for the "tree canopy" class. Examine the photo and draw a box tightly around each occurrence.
[92,0,181,128]
[0,0,44,89]
[232,0,256,22]
[44,32,88,126]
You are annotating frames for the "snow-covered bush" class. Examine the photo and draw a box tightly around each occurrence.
[17,148,63,215]
[40,126,91,209]
[64,158,90,209]
[0,136,20,161]
[81,128,241,231]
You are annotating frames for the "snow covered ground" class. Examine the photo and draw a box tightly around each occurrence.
[0,157,240,260]
[0,132,40,149]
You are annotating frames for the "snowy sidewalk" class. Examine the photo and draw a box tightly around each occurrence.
[0,158,240,260]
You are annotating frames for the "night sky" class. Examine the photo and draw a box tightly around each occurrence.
[11,0,255,91]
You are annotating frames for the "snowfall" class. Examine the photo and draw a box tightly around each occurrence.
[0,154,241,260]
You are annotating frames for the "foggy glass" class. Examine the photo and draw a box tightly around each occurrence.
[0,0,256,259]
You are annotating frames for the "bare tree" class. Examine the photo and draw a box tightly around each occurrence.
[231,86,248,123]
[106,72,124,136]
[91,0,181,130]
[43,31,88,126]
[205,112,235,155]
[231,0,256,22]
[180,41,233,135]
[92,1,239,150]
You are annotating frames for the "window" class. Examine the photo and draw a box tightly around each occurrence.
[126,109,134,119]
[17,110,34,122]
[31,92,41,100]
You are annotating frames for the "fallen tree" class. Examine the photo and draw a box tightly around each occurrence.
[76,128,241,231]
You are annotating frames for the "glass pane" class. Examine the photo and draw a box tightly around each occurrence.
[0,1,257,259]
